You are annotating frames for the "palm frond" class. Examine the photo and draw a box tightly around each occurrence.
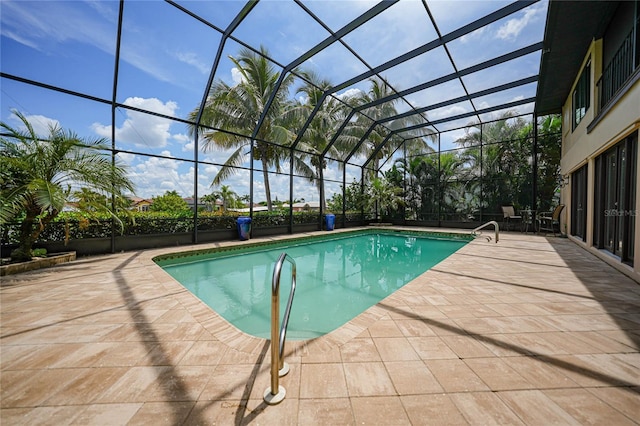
[30,178,67,215]
[212,146,249,186]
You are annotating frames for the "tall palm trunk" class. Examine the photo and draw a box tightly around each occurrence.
[315,164,325,211]
[14,205,56,262]
[15,212,38,262]
[261,160,272,211]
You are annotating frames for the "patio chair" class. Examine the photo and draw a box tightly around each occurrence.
[501,205,522,231]
[537,204,565,236]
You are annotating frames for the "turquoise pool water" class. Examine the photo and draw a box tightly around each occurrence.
[156,231,469,340]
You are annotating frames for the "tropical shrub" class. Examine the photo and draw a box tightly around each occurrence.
[0,111,134,261]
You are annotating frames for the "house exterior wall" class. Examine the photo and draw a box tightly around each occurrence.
[559,36,640,282]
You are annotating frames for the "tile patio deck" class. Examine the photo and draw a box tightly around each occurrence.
[1,228,639,425]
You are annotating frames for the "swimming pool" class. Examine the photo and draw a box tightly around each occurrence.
[155,230,470,340]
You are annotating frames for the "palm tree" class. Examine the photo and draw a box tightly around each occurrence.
[72,187,132,213]
[200,193,218,211]
[1,111,134,262]
[536,115,561,212]
[438,151,468,219]
[367,176,403,221]
[396,142,446,221]
[188,47,296,211]
[212,185,238,211]
[349,77,435,178]
[290,71,351,210]
[456,112,534,213]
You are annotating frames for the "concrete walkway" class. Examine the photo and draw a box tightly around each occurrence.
[1,229,639,425]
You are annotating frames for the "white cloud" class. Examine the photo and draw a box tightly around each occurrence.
[127,152,193,198]
[91,97,178,148]
[176,51,210,75]
[200,145,249,168]
[116,152,136,165]
[231,67,245,85]
[440,128,467,150]
[195,152,251,196]
[1,1,115,56]
[338,0,439,69]
[496,7,539,41]
[336,88,362,100]
[9,112,60,137]
[1,29,39,49]
[0,1,207,89]
[173,133,194,152]
[202,163,220,177]
[459,27,486,44]
[85,0,119,23]
[207,167,251,197]
[430,104,468,121]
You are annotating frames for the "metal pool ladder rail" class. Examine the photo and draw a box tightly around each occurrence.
[472,220,500,243]
[264,252,297,405]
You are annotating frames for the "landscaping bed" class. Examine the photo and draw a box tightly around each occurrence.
[0,252,76,276]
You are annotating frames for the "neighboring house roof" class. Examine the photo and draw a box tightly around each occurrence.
[128,197,153,211]
[282,202,320,209]
[183,197,204,204]
[228,206,269,213]
[129,196,152,205]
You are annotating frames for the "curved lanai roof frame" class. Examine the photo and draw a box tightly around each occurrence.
[1,0,551,218]
[188,0,545,168]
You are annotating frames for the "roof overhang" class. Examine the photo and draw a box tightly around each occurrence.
[535,0,619,116]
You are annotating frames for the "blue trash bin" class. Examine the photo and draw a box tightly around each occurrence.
[237,216,252,240]
[325,214,335,231]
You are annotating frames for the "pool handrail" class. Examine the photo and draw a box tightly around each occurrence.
[471,220,500,243]
[264,252,297,405]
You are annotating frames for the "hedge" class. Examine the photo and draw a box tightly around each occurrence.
[0,210,360,244]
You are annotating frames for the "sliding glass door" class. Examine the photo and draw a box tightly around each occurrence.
[594,133,637,264]
[571,165,588,240]
[604,148,619,254]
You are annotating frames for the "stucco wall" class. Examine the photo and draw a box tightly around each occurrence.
[559,39,640,283]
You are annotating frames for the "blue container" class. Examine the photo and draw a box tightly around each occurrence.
[325,214,335,231]
[237,216,252,240]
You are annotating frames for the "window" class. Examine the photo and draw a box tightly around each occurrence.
[593,133,637,265]
[572,60,590,130]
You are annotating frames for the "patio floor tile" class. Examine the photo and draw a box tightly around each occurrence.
[401,394,467,425]
[497,390,580,424]
[339,337,381,362]
[424,359,490,392]
[351,396,410,425]
[299,363,349,399]
[297,398,354,425]
[543,388,637,425]
[450,392,525,425]
[385,360,444,395]
[2,229,639,424]
[127,401,195,426]
[343,362,396,397]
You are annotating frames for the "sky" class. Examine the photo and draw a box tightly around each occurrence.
[0,0,547,201]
